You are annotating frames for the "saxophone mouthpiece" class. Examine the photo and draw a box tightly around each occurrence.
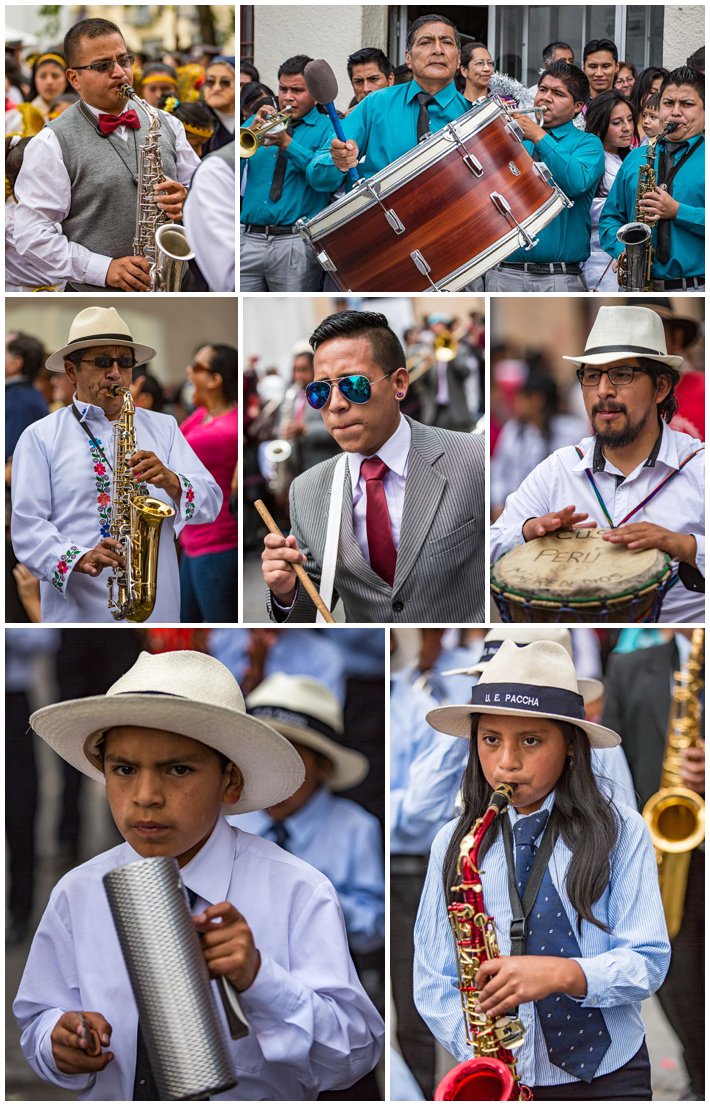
[119,82,135,100]
[665,121,680,133]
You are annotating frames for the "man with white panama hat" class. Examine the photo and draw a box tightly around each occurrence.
[14,650,384,1100]
[11,306,222,623]
[491,305,704,622]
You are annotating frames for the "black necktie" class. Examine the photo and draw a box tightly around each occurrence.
[415,92,435,142]
[655,141,689,264]
[269,119,303,203]
[268,820,291,850]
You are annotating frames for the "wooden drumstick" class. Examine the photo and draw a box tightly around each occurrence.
[255,499,336,624]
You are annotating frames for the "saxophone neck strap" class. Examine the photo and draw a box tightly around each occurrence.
[502,813,558,956]
[71,401,113,471]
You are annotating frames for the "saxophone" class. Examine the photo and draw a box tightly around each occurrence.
[616,120,679,291]
[435,784,532,1102]
[107,387,176,622]
[642,628,705,939]
[119,83,194,292]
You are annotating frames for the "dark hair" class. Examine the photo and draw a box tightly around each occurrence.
[277,55,312,80]
[542,41,573,66]
[5,136,32,193]
[583,38,619,64]
[293,349,315,366]
[64,18,123,68]
[584,89,638,156]
[631,66,669,113]
[240,60,260,82]
[158,94,214,136]
[132,369,165,412]
[615,59,637,81]
[644,92,661,113]
[6,331,46,382]
[406,14,460,53]
[28,52,67,101]
[393,63,414,85]
[310,310,406,374]
[347,47,394,81]
[660,65,705,105]
[142,61,177,84]
[686,46,704,74]
[541,59,589,107]
[5,51,23,91]
[49,91,80,109]
[442,716,619,934]
[456,41,491,91]
[240,80,276,121]
[205,344,239,403]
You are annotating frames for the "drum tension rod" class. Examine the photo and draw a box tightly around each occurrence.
[532,162,575,209]
[444,122,484,177]
[490,192,539,250]
[361,179,406,235]
[410,250,444,291]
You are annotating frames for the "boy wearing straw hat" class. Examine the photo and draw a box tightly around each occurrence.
[10,307,222,624]
[14,650,384,1100]
[490,305,704,622]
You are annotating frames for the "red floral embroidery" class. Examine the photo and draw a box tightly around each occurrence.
[186,488,195,502]
[97,492,111,506]
[94,463,106,475]
[52,545,81,592]
[58,561,68,574]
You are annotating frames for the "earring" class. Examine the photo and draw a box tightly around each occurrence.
[396,391,404,399]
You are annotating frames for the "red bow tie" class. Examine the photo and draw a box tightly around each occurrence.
[98,108,140,136]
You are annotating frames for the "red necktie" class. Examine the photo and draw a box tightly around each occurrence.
[361,456,397,586]
[98,109,141,135]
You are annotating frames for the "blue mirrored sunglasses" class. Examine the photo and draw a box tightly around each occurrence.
[305,371,394,410]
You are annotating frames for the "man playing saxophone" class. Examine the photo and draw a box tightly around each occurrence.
[13,17,200,292]
[10,307,222,623]
[599,66,705,292]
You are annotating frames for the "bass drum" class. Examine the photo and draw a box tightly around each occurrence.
[298,97,572,292]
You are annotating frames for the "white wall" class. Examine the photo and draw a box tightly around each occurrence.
[663,5,705,68]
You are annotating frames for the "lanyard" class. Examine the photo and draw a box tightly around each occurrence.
[501,814,558,956]
[574,445,703,529]
[72,402,113,472]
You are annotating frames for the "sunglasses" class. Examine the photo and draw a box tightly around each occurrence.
[204,77,234,89]
[71,54,135,75]
[80,355,137,369]
[305,371,395,410]
[576,365,650,387]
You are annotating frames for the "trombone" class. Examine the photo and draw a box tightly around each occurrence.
[240,108,292,157]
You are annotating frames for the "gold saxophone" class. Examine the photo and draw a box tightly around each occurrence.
[119,83,194,292]
[435,784,532,1101]
[616,120,679,291]
[107,387,176,622]
[643,628,705,939]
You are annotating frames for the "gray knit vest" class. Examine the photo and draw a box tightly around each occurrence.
[49,101,178,291]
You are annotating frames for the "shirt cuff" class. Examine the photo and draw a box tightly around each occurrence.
[570,957,605,1007]
[237,953,302,1026]
[50,545,86,598]
[82,252,113,288]
[36,1010,96,1091]
[272,588,297,614]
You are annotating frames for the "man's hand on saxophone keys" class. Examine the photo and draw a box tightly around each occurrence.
[637,187,680,222]
[129,450,181,503]
[153,178,188,220]
[106,256,152,292]
[75,539,126,577]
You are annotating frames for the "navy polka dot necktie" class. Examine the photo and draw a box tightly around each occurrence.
[513,811,611,1082]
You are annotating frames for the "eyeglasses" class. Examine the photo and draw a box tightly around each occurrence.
[576,365,650,387]
[469,61,495,70]
[305,371,395,410]
[190,360,214,375]
[204,77,234,89]
[80,355,137,369]
[71,54,135,74]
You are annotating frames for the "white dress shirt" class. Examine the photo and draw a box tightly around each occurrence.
[14,816,384,1100]
[349,414,411,564]
[490,422,705,623]
[11,400,222,623]
[184,153,236,291]
[490,414,589,512]
[14,101,200,287]
[5,197,65,291]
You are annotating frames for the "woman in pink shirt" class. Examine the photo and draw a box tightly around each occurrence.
[179,344,238,620]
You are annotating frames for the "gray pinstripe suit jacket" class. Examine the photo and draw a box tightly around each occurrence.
[266,418,485,623]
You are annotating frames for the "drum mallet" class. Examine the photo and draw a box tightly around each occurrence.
[255,499,336,623]
[304,60,360,186]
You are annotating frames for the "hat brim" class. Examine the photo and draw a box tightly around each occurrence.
[426,702,620,749]
[441,667,604,705]
[46,339,157,373]
[562,351,683,370]
[265,720,369,791]
[30,694,305,813]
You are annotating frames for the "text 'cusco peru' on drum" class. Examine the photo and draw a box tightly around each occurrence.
[298,96,572,292]
[490,529,672,623]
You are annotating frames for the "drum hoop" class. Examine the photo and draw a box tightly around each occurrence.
[490,558,672,609]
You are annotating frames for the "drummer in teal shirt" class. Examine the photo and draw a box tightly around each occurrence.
[599,66,705,291]
[486,60,605,292]
[307,14,470,194]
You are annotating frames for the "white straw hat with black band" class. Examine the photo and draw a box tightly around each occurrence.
[428,640,620,749]
[46,306,156,372]
[561,305,683,370]
[29,651,305,814]
[442,626,604,705]
[246,674,369,791]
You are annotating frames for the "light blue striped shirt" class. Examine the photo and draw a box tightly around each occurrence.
[413,790,670,1087]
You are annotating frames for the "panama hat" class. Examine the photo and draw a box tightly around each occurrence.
[428,640,620,749]
[46,307,157,372]
[562,305,683,370]
[246,674,369,791]
[29,651,305,814]
[442,626,604,705]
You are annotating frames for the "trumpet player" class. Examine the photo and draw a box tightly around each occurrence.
[240,55,333,291]
[10,307,221,624]
[13,17,201,292]
[599,66,705,292]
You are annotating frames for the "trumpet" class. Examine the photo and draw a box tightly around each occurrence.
[240,108,292,157]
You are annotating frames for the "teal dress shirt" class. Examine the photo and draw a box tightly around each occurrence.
[240,105,334,226]
[598,134,705,280]
[306,79,471,193]
[505,119,605,263]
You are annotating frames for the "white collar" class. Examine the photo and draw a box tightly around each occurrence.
[82,100,133,120]
[348,414,411,490]
[572,421,696,475]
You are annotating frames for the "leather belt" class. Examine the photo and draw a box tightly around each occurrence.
[243,223,298,237]
[651,276,704,290]
[499,262,582,274]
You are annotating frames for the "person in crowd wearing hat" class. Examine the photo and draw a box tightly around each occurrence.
[10,307,222,624]
[13,17,201,292]
[139,61,178,108]
[599,66,705,293]
[490,305,705,623]
[261,309,486,623]
[14,650,384,1100]
[414,639,670,1100]
[637,300,704,441]
[28,52,68,122]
